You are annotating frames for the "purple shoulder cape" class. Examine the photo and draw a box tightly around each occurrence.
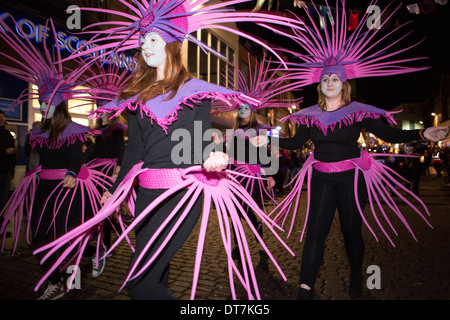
[28,121,99,149]
[89,78,260,134]
[281,101,401,135]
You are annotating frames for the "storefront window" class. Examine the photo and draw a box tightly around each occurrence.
[188,30,236,87]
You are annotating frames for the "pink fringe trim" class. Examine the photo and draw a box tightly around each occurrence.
[29,129,100,149]
[89,92,254,134]
[281,110,398,135]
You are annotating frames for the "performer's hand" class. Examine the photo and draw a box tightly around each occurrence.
[101,191,112,205]
[62,175,77,189]
[112,166,121,180]
[266,177,275,189]
[250,135,268,147]
[424,126,450,142]
[211,132,221,145]
[203,151,229,172]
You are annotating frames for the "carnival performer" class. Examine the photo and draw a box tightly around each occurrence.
[33,0,306,300]
[251,0,450,300]
[0,18,115,300]
[82,60,134,276]
[215,53,303,254]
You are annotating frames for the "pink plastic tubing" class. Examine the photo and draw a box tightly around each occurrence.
[230,162,278,213]
[34,164,114,240]
[31,163,115,285]
[34,163,295,299]
[0,165,41,254]
[34,162,146,292]
[270,155,317,241]
[111,166,293,299]
[270,150,433,246]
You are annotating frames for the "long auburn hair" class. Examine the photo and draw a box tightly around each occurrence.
[118,41,189,103]
[317,81,352,111]
[40,102,72,142]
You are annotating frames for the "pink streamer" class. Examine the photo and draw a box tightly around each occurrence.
[271,150,433,246]
[33,163,295,299]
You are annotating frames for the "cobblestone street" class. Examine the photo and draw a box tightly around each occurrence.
[1,173,449,306]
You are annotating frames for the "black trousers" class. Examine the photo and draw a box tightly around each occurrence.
[31,180,83,285]
[299,170,367,288]
[127,186,202,300]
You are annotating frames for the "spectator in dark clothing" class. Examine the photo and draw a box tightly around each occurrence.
[0,110,16,220]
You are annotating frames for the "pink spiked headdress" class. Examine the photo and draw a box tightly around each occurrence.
[64,0,304,65]
[80,58,136,107]
[0,17,109,117]
[273,0,429,87]
[213,53,304,114]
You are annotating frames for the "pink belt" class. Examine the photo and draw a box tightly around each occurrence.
[233,161,262,175]
[313,160,356,173]
[38,169,67,180]
[138,168,185,189]
[313,150,372,173]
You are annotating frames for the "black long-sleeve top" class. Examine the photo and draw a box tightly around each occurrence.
[274,117,421,163]
[38,139,83,174]
[88,124,126,165]
[0,125,15,173]
[109,100,212,193]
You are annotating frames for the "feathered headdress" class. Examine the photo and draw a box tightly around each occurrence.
[62,0,304,65]
[213,53,304,114]
[271,0,429,87]
[0,17,113,117]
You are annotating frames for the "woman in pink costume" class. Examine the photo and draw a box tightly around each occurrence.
[215,54,303,254]
[0,18,117,299]
[34,0,306,300]
[252,0,449,299]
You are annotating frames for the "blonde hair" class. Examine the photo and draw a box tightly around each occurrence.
[317,81,352,111]
[118,41,190,103]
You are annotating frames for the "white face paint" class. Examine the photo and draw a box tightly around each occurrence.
[321,73,343,99]
[140,32,167,68]
[40,102,56,119]
[238,104,251,119]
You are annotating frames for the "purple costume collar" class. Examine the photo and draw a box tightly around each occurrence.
[90,78,259,134]
[29,121,98,149]
[282,101,401,135]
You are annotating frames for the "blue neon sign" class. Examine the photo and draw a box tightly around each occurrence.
[0,11,137,71]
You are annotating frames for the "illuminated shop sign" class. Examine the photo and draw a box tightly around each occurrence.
[0,12,137,71]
